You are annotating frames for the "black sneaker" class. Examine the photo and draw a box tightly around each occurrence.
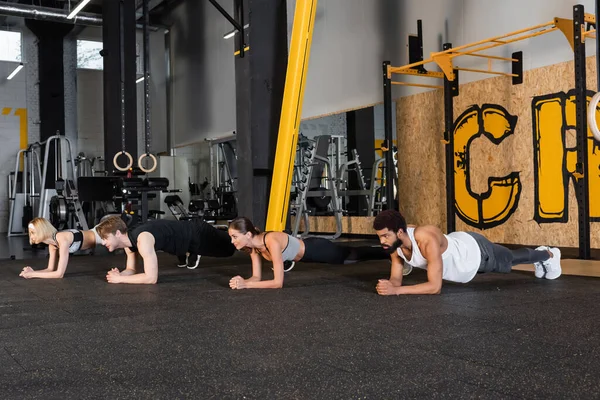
[177,254,188,268]
[187,254,201,269]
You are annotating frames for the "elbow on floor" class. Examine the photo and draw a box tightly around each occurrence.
[430,286,442,295]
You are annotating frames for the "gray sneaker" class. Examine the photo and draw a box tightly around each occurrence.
[542,247,562,280]
[534,246,549,278]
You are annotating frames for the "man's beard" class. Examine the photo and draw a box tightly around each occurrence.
[382,238,402,255]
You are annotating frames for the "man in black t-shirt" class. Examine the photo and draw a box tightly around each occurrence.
[96,216,235,284]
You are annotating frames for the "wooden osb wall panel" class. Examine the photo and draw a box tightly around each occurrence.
[397,55,600,248]
[396,89,446,230]
[292,216,375,234]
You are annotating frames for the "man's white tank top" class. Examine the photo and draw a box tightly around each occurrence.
[396,227,481,283]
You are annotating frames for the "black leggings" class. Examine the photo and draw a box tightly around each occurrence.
[190,221,236,258]
[300,237,388,265]
[468,232,550,273]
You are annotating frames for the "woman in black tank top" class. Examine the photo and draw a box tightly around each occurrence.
[20,217,100,280]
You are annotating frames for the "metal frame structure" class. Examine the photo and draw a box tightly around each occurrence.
[385,8,596,258]
[442,42,459,233]
[573,4,595,259]
[38,135,78,220]
[206,133,237,195]
[208,0,246,57]
[7,146,42,236]
[381,61,396,211]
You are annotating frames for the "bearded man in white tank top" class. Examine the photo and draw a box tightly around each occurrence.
[372,210,561,295]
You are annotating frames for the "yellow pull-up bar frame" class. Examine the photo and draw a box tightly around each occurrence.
[389,16,583,87]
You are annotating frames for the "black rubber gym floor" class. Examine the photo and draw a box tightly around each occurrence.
[1,251,599,399]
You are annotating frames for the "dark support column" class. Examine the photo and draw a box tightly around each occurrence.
[346,107,375,216]
[382,61,396,211]
[443,42,458,234]
[103,0,137,173]
[235,0,287,229]
[573,5,591,259]
[25,20,73,187]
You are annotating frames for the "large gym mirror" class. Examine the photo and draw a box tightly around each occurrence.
[289,103,397,238]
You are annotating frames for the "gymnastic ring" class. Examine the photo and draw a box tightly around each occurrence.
[587,91,600,142]
[113,151,133,171]
[138,152,157,173]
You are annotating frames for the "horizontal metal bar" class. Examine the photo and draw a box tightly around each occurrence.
[449,27,558,59]
[439,20,555,55]
[584,12,596,24]
[454,66,518,77]
[0,1,101,26]
[457,53,518,62]
[389,19,559,80]
[390,69,445,79]
[391,81,443,89]
[338,190,374,196]
[0,0,162,30]
[583,28,597,38]
[390,59,431,72]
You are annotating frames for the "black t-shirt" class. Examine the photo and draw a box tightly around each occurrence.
[126,219,235,259]
[127,219,194,257]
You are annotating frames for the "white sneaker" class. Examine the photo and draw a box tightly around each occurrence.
[187,254,201,270]
[543,247,562,280]
[534,246,549,278]
[177,254,188,268]
[283,261,296,272]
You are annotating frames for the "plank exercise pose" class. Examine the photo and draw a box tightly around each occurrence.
[20,217,102,279]
[96,216,236,284]
[228,217,388,289]
[372,210,561,295]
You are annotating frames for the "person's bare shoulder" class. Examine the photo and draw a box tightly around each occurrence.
[413,225,443,240]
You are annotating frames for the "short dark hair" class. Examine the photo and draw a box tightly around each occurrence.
[229,216,260,236]
[373,210,407,233]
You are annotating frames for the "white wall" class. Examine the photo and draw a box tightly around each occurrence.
[287,0,408,119]
[0,60,28,232]
[169,1,236,147]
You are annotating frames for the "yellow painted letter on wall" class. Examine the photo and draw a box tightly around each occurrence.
[454,104,521,229]
[533,90,600,222]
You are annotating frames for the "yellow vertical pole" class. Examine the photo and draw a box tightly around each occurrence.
[265,0,318,231]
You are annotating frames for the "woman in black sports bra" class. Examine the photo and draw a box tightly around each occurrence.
[19,217,102,279]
